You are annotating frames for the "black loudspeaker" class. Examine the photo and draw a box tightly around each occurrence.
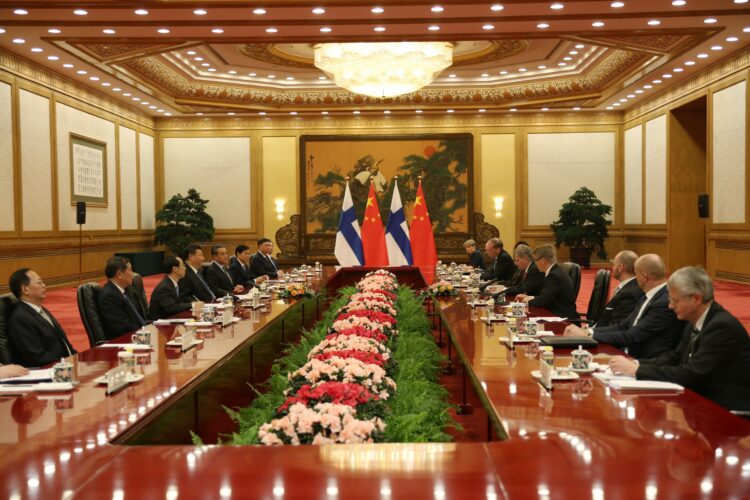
[76,201,86,225]
[698,194,709,219]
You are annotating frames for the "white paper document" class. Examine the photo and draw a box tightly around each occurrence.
[0,368,53,383]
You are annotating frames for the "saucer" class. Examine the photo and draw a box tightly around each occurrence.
[94,373,144,385]
[531,369,580,381]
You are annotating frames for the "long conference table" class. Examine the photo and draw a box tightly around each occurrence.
[1,267,750,498]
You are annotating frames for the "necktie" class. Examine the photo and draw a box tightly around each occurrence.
[122,292,147,326]
[613,283,623,296]
[39,308,54,327]
[40,307,73,356]
[175,283,180,297]
[687,327,700,359]
[196,271,215,301]
[267,254,278,271]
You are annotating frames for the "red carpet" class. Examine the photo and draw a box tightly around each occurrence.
[45,272,750,353]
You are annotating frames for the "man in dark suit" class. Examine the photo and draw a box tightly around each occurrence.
[149,256,195,320]
[204,245,245,298]
[463,239,485,270]
[230,244,268,289]
[503,244,545,297]
[566,254,684,359]
[610,266,750,412]
[596,250,644,327]
[98,257,148,340]
[479,238,516,283]
[7,268,76,367]
[251,238,281,279]
[178,243,216,303]
[517,244,579,320]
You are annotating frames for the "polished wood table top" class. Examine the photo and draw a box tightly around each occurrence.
[1,283,749,498]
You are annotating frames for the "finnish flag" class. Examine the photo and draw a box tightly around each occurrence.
[385,180,413,266]
[334,181,364,267]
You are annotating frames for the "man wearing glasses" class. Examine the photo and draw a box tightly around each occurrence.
[516,244,579,320]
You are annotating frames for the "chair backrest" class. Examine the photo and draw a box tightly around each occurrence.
[127,273,148,319]
[0,293,17,364]
[77,282,107,347]
[586,269,611,322]
[559,262,582,300]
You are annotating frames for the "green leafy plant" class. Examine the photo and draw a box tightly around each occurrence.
[154,188,215,255]
[550,186,612,260]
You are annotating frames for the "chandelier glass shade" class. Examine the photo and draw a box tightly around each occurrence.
[313,42,454,98]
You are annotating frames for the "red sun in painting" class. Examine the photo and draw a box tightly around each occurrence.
[423,145,436,158]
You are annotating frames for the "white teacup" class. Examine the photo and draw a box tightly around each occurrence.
[511,301,527,317]
[571,345,594,370]
[52,360,73,383]
[524,321,539,336]
[131,329,151,345]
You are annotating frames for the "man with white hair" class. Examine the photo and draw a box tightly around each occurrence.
[610,266,750,412]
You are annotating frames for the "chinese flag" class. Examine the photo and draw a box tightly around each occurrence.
[361,183,389,267]
[410,180,437,282]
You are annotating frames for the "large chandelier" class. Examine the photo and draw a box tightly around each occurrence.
[313,42,453,98]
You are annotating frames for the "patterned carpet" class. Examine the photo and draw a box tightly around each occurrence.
[43,270,750,353]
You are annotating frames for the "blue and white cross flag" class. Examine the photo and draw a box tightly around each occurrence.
[334,181,365,267]
[384,180,413,266]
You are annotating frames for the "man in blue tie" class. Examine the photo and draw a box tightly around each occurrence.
[98,257,147,340]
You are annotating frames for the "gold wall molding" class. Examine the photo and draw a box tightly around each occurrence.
[0,48,155,130]
[625,47,750,121]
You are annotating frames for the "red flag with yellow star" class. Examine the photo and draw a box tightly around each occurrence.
[410,179,437,281]
[360,183,389,266]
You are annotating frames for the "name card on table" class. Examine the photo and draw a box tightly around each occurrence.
[182,328,195,352]
[538,360,553,391]
[105,365,130,395]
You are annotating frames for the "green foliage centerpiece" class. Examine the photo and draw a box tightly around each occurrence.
[549,186,612,268]
[154,188,215,255]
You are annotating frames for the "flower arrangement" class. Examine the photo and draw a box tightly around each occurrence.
[308,335,391,359]
[278,381,382,414]
[288,357,396,399]
[326,327,388,344]
[423,280,459,297]
[278,283,313,299]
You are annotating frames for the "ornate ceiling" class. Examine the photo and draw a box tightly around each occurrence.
[0,1,748,117]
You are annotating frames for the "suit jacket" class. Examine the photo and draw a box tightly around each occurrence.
[480,249,516,283]
[528,264,580,320]
[468,250,485,270]
[204,261,237,297]
[251,251,279,279]
[98,281,146,340]
[637,302,750,412]
[504,261,546,297]
[8,301,76,367]
[149,276,192,321]
[178,265,215,303]
[229,259,256,289]
[593,285,684,359]
[596,278,644,328]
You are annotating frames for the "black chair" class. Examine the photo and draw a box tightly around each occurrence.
[127,273,148,320]
[559,262,582,301]
[77,282,107,347]
[579,269,611,324]
[0,293,18,364]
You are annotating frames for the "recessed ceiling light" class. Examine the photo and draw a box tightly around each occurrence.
[652,79,662,84]
[635,90,643,94]
[374,26,386,32]
[431,6,444,13]
[510,108,517,112]
[312,7,326,14]
[149,105,157,109]
[704,18,717,24]
[627,94,635,98]
[518,67,528,72]
[258,111,266,115]
[575,44,585,49]
[415,110,423,113]
[483,24,495,30]
[619,98,627,102]
[13,9,28,15]
[164,113,172,117]
[134,9,149,15]
[563,56,572,61]
[735,0,749,3]
[31,47,43,53]
[321,111,329,115]
[647,20,661,26]
[697,53,709,58]
[592,21,605,27]
[643,84,653,89]
[448,73,457,78]
[499,70,508,74]
[47,55,59,61]
[383,110,392,115]
[673,67,684,72]
[711,45,723,51]
[491,4,504,12]
[132,96,140,101]
[684,60,695,65]
[123,93,132,96]
[537,22,550,29]
[606,106,614,110]
[558,62,567,66]
[569,50,579,55]
[573,107,581,110]
[446,109,454,113]
[113,88,121,92]
[228,70,237,74]
[663,73,672,78]
[253,8,267,15]
[611,1,625,7]
[201,63,210,67]
[481,73,490,77]
[541,107,549,111]
[551,3,564,10]
[194,9,207,15]
[744,27,750,32]
[320,27,332,32]
[228,112,235,116]
[208,68,217,72]
[672,0,686,5]
[613,102,621,106]
[538,65,547,69]
[286,76,294,81]
[212,28,224,34]
[103,29,116,34]
[12,38,25,44]
[318,76,327,80]
[726,36,739,42]
[157,28,170,34]
[102,82,111,87]
[73,9,88,16]
[194,57,204,61]
[267,74,276,79]
[249,73,257,76]
[156,109,164,113]
[371,7,384,14]
[428,25,440,31]
[266,27,278,33]
[63,63,74,68]
[48,28,61,34]
[478,109,486,112]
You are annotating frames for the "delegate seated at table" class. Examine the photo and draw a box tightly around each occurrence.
[516,244,579,320]
[149,256,195,321]
[230,244,268,289]
[251,238,281,280]
[98,257,148,340]
[502,244,545,297]
[178,243,216,303]
[479,238,516,284]
[463,239,485,270]
[595,250,644,327]
[204,244,244,298]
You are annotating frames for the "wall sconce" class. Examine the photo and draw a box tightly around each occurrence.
[275,199,285,221]
[493,196,504,218]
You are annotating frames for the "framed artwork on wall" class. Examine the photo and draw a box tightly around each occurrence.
[70,133,108,207]
[299,133,474,258]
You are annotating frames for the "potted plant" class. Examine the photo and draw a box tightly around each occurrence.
[154,188,215,255]
[550,186,612,268]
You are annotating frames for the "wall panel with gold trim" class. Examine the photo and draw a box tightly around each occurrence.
[0,80,14,232]
[19,88,53,232]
